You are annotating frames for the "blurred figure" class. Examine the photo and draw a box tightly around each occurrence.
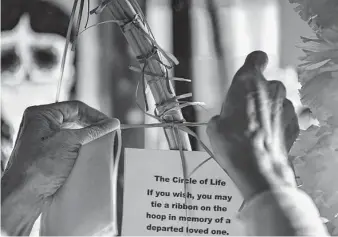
[1,0,76,172]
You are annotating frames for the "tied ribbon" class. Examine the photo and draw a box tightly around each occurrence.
[90,0,114,15]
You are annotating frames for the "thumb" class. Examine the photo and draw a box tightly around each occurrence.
[67,118,120,145]
[233,50,269,82]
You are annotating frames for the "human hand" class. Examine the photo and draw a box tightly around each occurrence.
[1,101,119,235]
[2,101,120,200]
[207,51,299,201]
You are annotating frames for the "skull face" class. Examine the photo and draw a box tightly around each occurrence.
[1,15,75,136]
[1,0,76,169]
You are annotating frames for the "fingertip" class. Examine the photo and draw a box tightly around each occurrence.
[72,118,121,145]
[109,118,121,131]
[244,51,269,73]
[94,117,121,137]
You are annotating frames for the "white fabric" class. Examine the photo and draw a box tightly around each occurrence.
[40,132,116,236]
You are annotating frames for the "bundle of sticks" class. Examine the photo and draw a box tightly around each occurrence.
[65,0,193,151]
[57,1,194,235]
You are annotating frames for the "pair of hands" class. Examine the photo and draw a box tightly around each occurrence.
[1,50,299,235]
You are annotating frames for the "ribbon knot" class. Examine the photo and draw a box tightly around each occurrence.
[90,0,113,15]
[121,13,141,32]
[136,46,159,64]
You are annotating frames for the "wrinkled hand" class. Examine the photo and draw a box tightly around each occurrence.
[207,51,299,201]
[2,101,120,201]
